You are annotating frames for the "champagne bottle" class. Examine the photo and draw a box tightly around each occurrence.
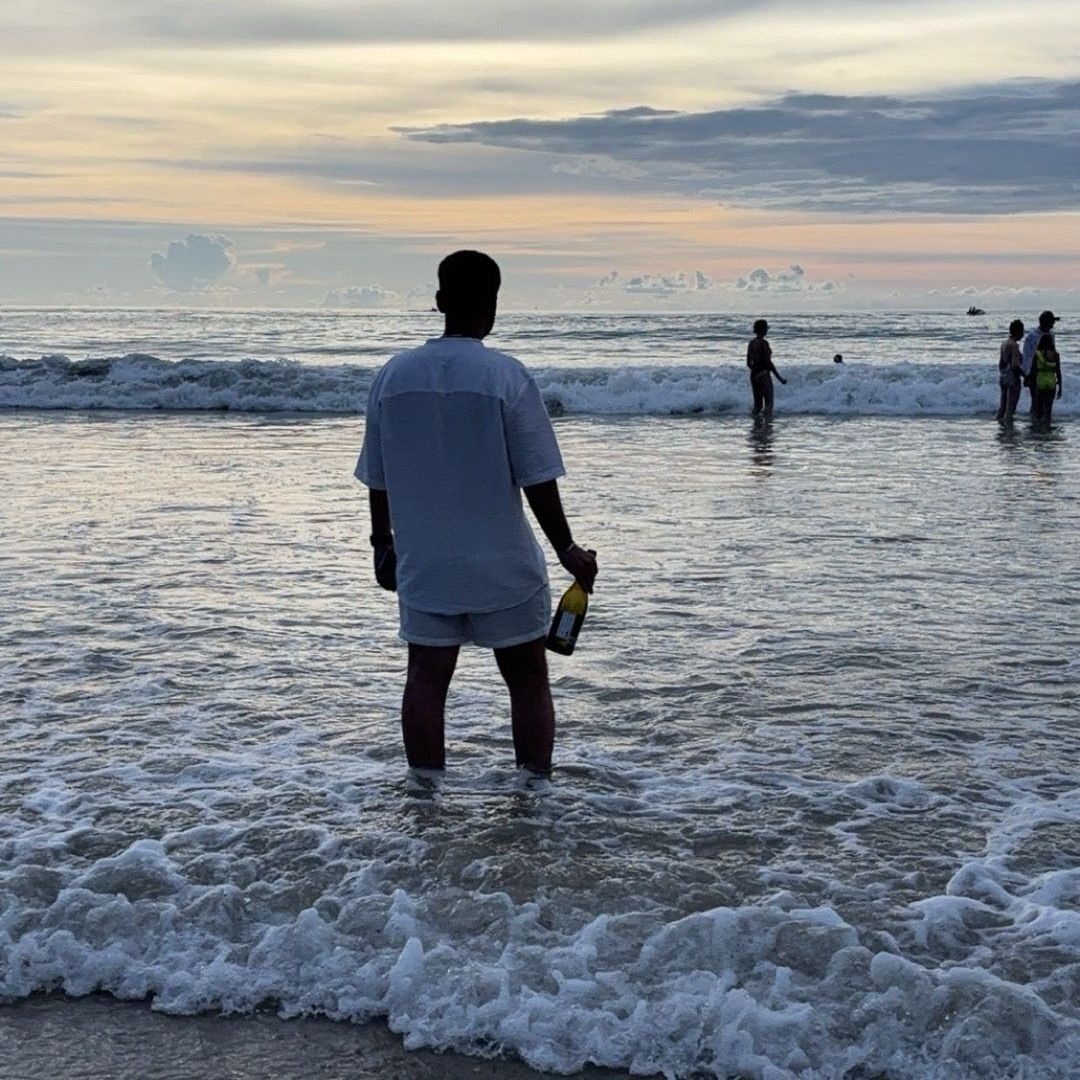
[546,579,589,656]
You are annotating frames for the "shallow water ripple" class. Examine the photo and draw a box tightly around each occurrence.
[1,412,1078,1079]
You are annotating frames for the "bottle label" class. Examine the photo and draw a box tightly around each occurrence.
[555,612,576,640]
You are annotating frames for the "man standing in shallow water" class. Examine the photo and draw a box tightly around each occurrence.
[1022,310,1059,412]
[355,250,598,785]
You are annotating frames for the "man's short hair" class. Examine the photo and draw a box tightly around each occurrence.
[1039,310,1057,329]
[1010,319,1024,337]
[438,250,501,310]
[753,318,768,335]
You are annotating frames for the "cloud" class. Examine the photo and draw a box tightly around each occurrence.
[5,1,749,48]
[597,268,716,295]
[734,265,837,293]
[149,233,234,290]
[400,79,1080,214]
[323,284,398,308]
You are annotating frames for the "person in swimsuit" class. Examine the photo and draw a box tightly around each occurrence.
[997,319,1024,422]
[746,319,787,417]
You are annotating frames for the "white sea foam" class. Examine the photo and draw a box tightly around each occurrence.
[1,353,1072,417]
[3,397,1078,1079]
[2,778,1078,1080]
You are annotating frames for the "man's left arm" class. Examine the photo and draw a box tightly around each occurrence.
[507,376,597,592]
[523,480,597,592]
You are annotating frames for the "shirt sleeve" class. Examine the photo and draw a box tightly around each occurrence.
[504,376,565,488]
[1022,333,1037,372]
[355,380,386,489]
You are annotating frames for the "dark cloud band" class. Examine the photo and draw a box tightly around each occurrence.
[399,80,1080,215]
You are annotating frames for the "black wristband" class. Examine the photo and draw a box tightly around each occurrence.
[370,533,394,548]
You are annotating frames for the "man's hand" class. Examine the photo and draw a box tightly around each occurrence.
[373,543,397,591]
[559,544,598,593]
[779,377,788,385]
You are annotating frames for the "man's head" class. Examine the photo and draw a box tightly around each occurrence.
[437,250,501,337]
[1010,319,1024,340]
[1039,310,1058,331]
[753,318,768,337]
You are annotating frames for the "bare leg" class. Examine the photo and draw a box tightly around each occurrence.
[402,643,459,769]
[1004,381,1020,422]
[751,377,764,416]
[762,376,775,417]
[494,637,554,774]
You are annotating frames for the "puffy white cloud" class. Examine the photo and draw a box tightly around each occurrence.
[149,233,234,291]
[597,268,715,294]
[734,264,836,293]
[624,272,690,295]
[323,284,398,308]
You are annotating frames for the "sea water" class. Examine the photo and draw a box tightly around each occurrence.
[1,311,1078,1078]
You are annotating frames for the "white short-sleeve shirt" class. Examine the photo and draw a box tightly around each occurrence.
[356,336,565,614]
[1022,327,1044,375]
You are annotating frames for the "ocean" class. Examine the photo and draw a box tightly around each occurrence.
[1,309,1078,1079]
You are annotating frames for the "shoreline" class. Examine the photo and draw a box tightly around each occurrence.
[0,993,642,1080]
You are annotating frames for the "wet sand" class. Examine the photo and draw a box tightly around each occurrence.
[0,994,639,1080]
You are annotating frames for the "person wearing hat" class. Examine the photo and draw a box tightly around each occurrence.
[1022,311,1058,411]
[1032,332,1063,428]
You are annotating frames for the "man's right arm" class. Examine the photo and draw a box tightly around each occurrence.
[523,479,597,593]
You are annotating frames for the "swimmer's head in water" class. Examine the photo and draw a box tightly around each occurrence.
[833,353,843,363]
[753,319,768,336]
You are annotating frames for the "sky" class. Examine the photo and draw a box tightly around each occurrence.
[1,0,1079,310]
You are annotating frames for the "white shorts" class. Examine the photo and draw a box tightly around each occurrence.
[399,586,551,649]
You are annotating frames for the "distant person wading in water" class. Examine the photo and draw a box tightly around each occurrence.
[1032,332,1063,428]
[746,319,786,417]
[997,319,1024,423]
[1022,310,1058,413]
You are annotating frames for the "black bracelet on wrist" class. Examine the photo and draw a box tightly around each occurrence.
[560,541,578,557]
[370,533,394,548]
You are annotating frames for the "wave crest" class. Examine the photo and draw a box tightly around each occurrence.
[0,354,1070,417]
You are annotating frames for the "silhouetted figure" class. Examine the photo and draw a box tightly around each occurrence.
[356,250,598,785]
[1022,311,1058,412]
[1032,331,1062,428]
[997,319,1024,423]
[746,319,786,417]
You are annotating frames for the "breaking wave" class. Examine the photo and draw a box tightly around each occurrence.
[0,353,1072,417]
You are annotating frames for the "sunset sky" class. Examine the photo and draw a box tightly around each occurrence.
[2,1,1078,309]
